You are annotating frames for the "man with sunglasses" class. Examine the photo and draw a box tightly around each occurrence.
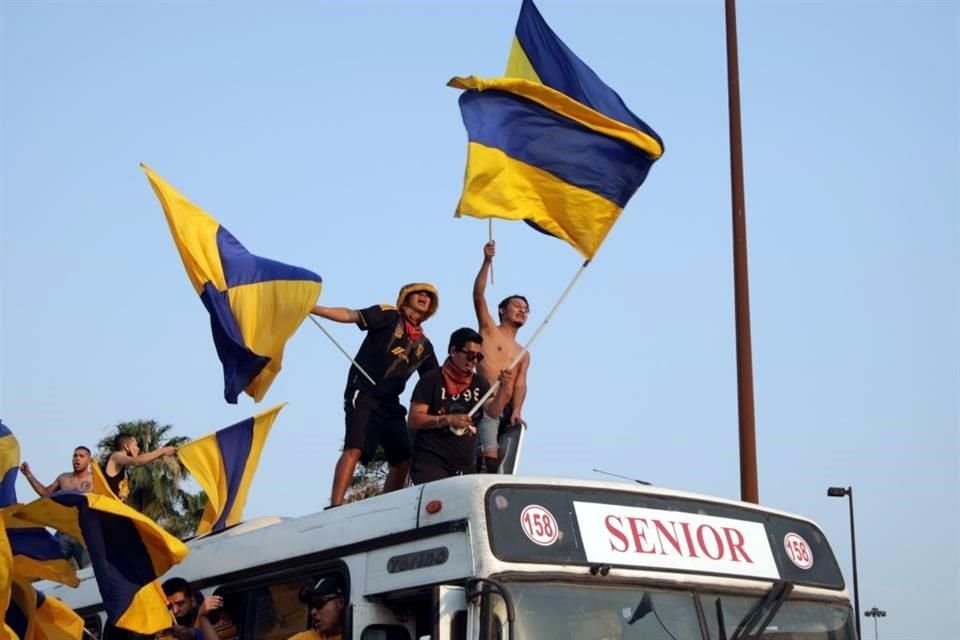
[312,283,440,507]
[289,576,345,640]
[408,327,513,484]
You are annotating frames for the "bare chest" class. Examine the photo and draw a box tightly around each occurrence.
[480,331,521,373]
[60,473,92,493]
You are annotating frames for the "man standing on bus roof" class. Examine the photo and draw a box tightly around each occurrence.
[289,576,345,640]
[20,446,94,496]
[473,241,531,472]
[408,328,513,484]
[311,283,439,507]
[20,446,94,569]
[104,433,177,502]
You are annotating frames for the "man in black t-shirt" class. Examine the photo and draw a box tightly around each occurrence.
[408,327,512,484]
[312,283,440,507]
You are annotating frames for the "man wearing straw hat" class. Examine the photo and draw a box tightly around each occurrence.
[312,284,439,507]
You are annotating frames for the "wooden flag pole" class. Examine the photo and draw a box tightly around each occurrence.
[488,219,495,285]
[463,259,591,419]
[308,315,377,386]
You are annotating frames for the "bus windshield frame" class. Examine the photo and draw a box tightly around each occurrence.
[485,580,856,640]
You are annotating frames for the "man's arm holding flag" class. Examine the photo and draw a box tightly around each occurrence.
[311,306,360,324]
[109,446,177,470]
[473,242,497,331]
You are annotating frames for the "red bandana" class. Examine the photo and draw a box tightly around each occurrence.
[441,358,473,397]
[404,319,423,342]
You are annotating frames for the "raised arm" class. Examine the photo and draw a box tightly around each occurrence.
[473,242,497,330]
[110,446,176,468]
[19,462,59,497]
[311,306,360,324]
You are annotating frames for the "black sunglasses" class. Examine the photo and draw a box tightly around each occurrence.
[456,349,484,363]
[309,595,340,608]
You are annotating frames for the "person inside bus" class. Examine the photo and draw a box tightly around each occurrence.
[155,600,222,640]
[408,327,513,484]
[288,576,345,640]
[164,578,207,627]
[311,284,440,508]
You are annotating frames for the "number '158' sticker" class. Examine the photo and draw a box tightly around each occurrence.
[520,504,559,546]
[784,532,814,569]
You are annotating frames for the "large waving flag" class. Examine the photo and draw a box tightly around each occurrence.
[0,421,20,507]
[6,580,84,640]
[177,404,284,535]
[141,164,323,404]
[14,493,188,634]
[1,517,16,640]
[3,512,78,588]
[450,0,663,260]
[89,461,120,501]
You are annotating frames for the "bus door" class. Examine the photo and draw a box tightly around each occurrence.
[433,585,473,640]
[352,601,416,640]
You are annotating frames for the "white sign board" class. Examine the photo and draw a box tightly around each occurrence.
[573,501,780,579]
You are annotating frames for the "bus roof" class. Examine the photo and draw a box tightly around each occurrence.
[43,476,836,611]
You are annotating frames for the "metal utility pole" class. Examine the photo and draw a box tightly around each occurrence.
[724,0,758,503]
[865,607,886,640]
[828,486,862,639]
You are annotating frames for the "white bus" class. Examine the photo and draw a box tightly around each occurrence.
[47,476,856,640]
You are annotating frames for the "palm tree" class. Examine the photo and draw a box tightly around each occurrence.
[344,446,388,504]
[95,420,204,538]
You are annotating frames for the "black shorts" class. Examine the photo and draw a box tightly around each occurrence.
[410,461,471,485]
[344,391,412,465]
[498,401,515,434]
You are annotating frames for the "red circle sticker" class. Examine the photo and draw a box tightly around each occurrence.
[783,532,814,569]
[520,505,559,546]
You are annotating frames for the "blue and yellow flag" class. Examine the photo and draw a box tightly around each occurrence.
[14,492,189,634]
[3,512,78,588]
[0,421,20,508]
[141,165,323,404]
[450,0,663,260]
[177,403,284,535]
[89,461,120,501]
[1,517,17,640]
[6,580,84,640]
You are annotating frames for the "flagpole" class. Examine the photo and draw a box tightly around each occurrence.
[463,259,590,418]
[488,219,495,285]
[725,0,759,504]
[308,315,377,386]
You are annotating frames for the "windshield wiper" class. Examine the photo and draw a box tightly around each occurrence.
[627,592,679,640]
[729,581,794,640]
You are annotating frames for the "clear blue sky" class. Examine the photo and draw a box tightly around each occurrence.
[2,1,956,638]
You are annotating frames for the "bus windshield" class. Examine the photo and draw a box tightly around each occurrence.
[498,582,855,640]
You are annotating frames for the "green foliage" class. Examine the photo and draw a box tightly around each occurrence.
[344,445,387,504]
[96,420,204,538]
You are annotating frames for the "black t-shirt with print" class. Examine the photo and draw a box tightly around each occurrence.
[410,368,491,472]
[346,305,438,400]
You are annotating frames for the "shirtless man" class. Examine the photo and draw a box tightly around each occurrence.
[473,241,531,472]
[20,446,94,496]
[20,446,94,567]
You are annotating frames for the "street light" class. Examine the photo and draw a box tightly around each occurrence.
[865,606,886,640]
[827,486,861,640]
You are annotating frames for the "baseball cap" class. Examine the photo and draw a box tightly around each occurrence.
[299,576,344,605]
